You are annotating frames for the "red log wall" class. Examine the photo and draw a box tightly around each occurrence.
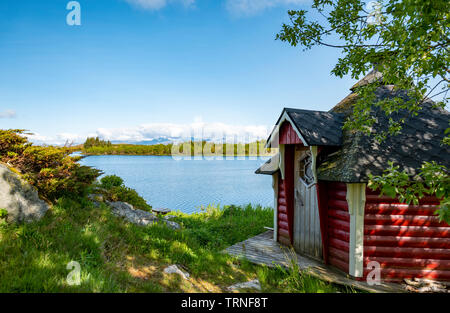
[320,182,350,273]
[318,182,450,281]
[277,176,290,246]
[277,145,295,245]
[362,188,450,282]
[276,122,300,246]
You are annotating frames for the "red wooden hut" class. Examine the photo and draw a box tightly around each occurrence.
[256,71,450,282]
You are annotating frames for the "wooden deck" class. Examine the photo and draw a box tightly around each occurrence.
[225,231,405,293]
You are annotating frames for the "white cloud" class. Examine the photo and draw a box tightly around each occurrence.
[226,0,309,16]
[0,110,16,118]
[26,132,86,146]
[125,0,195,10]
[96,121,272,143]
[26,121,272,146]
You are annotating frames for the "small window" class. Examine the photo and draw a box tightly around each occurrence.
[299,152,314,186]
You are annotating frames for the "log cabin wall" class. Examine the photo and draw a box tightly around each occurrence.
[323,182,350,273]
[277,145,295,245]
[277,175,290,245]
[277,122,303,246]
[362,188,450,282]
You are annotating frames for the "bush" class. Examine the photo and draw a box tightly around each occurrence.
[0,209,7,219]
[0,129,102,201]
[99,175,151,211]
[0,129,29,157]
[109,186,152,211]
[100,175,124,190]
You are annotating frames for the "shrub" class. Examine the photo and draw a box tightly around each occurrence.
[100,175,124,190]
[0,209,8,219]
[109,186,152,211]
[0,129,29,157]
[99,175,151,211]
[0,129,102,201]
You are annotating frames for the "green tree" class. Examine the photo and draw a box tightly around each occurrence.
[84,137,111,149]
[276,0,449,222]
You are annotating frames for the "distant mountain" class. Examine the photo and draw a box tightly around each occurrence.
[110,137,218,146]
[111,137,176,145]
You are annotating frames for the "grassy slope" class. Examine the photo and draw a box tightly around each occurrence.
[0,199,350,293]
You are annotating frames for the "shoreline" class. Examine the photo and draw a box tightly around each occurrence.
[79,153,274,158]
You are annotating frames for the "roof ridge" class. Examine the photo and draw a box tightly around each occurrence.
[284,107,342,114]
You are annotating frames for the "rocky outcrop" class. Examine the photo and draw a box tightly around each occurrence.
[227,279,262,291]
[107,201,180,230]
[88,194,104,208]
[163,265,190,280]
[0,164,49,223]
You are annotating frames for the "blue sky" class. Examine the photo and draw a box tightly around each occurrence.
[0,0,356,144]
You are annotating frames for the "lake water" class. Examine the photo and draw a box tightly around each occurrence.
[79,155,274,214]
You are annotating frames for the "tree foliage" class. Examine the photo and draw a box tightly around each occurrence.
[84,137,112,149]
[369,162,450,222]
[82,138,272,157]
[276,0,449,222]
[0,129,101,201]
[97,175,152,211]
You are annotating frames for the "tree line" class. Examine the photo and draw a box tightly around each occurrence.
[82,137,273,157]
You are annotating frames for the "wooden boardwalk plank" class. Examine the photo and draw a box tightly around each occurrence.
[224,230,405,293]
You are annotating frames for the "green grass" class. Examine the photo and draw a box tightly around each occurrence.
[0,198,350,293]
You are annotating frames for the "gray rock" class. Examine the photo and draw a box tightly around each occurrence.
[163,265,190,280]
[403,277,449,293]
[88,194,104,208]
[0,164,49,223]
[107,201,181,229]
[227,279,261,291]
[88,194,104,202]
[152,208,171,215]
[165,220,181,230]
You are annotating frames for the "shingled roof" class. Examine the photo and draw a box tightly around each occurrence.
[257,72,450,182]
[255,154,279,175]
[317,86,450,182]
[286,108,345,146]
[266,108,345,147]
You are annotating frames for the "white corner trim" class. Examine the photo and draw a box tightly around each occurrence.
[346,183,366,278]
[267,111,309,148]
[272,173,279,241]
[279,144,285,180]
[310,146,318,184]
[266,124,280,149]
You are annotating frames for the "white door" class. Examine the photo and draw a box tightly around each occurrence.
[293,147,322,260]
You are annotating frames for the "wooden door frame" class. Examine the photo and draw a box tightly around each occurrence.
[283,144,295,244]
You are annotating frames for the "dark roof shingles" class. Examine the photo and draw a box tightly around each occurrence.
[285,108,345,146]
[317,87,450,182]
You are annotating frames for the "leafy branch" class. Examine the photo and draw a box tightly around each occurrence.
[369,162,450,222]
[277,0,450,223]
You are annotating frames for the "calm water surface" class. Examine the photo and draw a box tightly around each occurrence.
[80,155,274,214]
